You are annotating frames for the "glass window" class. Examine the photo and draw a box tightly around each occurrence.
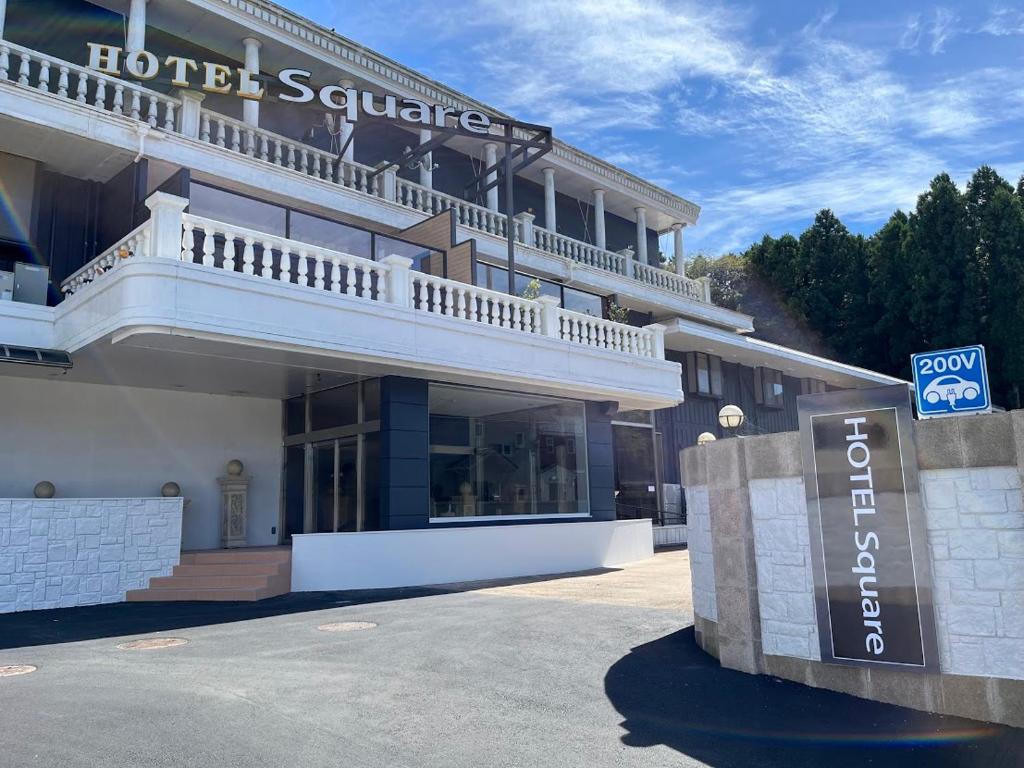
[613,424,658,517]
[428,385,589,519]
[189,183,286,236]
[756,367,785,408]
[514,273,560,301]
[362,378,381,422]
[686,353,723,397]
[375,235,439,273]
[310,383,359,431]
[563,287,603,317]
[290,211,372,258]
[285,396,306,435]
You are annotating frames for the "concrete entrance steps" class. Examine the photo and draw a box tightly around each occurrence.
[126,547,292,602]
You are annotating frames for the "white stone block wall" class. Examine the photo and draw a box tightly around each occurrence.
[0,498,183,613]
[746,468,1024,680]
[922,467,1024,680]
[749,477,819,660]
[685,485,716,621]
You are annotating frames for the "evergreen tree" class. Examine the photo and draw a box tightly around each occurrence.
[964,166,1013,337]
[984,188,1024,408]
[905,174,973,350]
[865,211,915,377]
[794,210,857,352]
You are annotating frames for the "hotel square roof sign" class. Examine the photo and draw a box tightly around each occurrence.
[85,43,494,135]
[911,345,992,419]
[797,385,938,670]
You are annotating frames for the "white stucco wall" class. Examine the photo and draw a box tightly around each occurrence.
[0,376,282,550]
[0,498,182,613]
[747,468,1024,680]
[684,485,716,621]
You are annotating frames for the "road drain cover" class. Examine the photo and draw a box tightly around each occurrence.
[117,638,189,651]
[0,665,37,677]
[318,621,377,632]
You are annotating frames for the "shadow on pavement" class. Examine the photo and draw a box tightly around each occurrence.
[0,567,620,650]
[604,628,1024,768]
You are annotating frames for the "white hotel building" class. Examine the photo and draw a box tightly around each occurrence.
[0,0,903,608]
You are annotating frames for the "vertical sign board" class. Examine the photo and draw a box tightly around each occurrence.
[798,385,938,669]
[911,345,991,419]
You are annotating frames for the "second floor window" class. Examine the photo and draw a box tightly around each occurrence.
[685,352,723,398]
[755,367,785,408]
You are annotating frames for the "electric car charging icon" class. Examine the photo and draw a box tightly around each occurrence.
[921,375,980,407]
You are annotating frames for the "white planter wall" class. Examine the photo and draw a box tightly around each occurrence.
[292,519,654,592]
[0,498,182,613]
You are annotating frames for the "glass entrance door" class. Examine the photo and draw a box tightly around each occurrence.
[312,438,359,533]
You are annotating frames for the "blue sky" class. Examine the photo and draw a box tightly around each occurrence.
[286,1,1024,256]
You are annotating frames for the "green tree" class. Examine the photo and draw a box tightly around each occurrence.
[687,252,747,311]
[865,211,916,377]
[964,166,1013,335]
[983,188,1024,408]
[905,174,973,350]
[793,210,858,353]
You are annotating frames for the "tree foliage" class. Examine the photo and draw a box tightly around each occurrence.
[690,167,1024,408]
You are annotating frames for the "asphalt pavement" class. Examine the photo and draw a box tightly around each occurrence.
[0,550,1021,768]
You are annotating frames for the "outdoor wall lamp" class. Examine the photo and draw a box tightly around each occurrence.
[718,404,745,432]
[697,432,717,446]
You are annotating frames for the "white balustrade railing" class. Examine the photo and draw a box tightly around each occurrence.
[0,42,705,304]
[410,273,541,333]
[197,110,381,197]
[395,178,508,238]
[532,226,627,275]
[631,260,706,301]
[0,42,180,130]
[58,195,666,360]
[180,213,389,300]
[61,222,153,295]
[555,306,659,358]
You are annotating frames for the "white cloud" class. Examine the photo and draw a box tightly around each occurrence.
[980,6,1024,36]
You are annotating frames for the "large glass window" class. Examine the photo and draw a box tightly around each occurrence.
[189,183,286,236]
[475,262,603,316]
[290,211,372,257]
[429,385,589,519]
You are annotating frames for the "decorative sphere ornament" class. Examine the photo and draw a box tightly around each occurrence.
[697,432,717,446]
[226,459,244,477]
[33,481,56,499]
[161,482,181,498]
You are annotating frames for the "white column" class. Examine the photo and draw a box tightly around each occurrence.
[338,79,355,163]
[419,128,433,189]
[145,192,189,259]
[672,223,685,275]
[0,0,8,41]
[126,0,148,53]
[635,207,648,263]
[242,37,261,127]
[484,142,498,211]
[593,188,606,250]
[543,167,556,232]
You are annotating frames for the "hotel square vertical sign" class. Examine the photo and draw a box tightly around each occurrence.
[798,385,938,670]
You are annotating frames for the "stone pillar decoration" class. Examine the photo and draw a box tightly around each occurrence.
[484,143,499,211]
[634,207,648,264]
[178,90,206,139]
[126,0,148,54]
[418,128,433,189]
[145,191,190,259]
[703,437,765,675]
[513,211,535,246]
[543,167,556,232]
[593,189,607,250]
[338,79,355,164]
[242,37,261,127]
[381,254,413,308]
[672,223,686,276]
[381,165,398,203]
[535,295,561,337]
[218,459,249,549]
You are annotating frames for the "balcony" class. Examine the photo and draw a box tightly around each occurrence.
[0,41,713,309]
[40,192,683,410]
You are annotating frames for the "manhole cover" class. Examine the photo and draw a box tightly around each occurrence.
[317,621,377,633]
[0,665,36,677]
[116,637,189,651]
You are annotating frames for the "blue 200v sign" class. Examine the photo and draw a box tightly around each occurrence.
[911,345,991,418]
